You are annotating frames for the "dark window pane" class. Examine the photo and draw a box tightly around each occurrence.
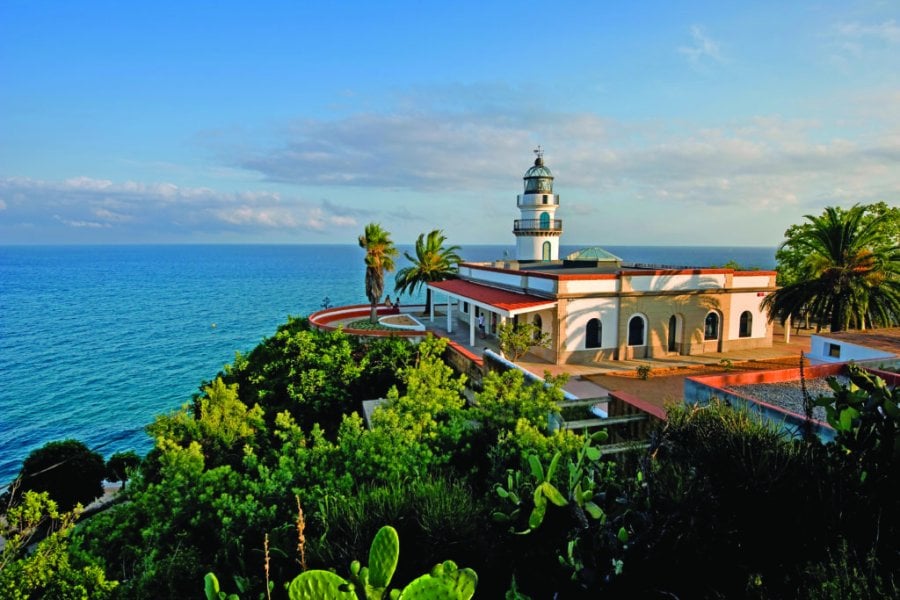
[739,311,752,337]
[586,318,601,348]
[704,313,719,340]
[628,316,644,346]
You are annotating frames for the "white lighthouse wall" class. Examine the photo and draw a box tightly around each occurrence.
[517,236,558,261]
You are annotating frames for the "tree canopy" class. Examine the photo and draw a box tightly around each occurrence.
[358,223,398,323]
[765,203,900,331]
[394,229,462,313]
[13,439,106,511]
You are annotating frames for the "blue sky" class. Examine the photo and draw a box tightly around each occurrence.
[1,1,898,246]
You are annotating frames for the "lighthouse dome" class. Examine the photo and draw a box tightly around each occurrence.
[523,154,554,193]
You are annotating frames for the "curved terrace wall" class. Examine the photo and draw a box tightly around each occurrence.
[309,303,428,338]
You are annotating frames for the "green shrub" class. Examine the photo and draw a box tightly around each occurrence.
[13,439,106,511]
[308,476,488,587]
[611,401,836,599]
[636,364,651,380]
[797,541,898,600]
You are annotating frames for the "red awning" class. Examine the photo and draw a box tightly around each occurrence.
[429,279,556,315]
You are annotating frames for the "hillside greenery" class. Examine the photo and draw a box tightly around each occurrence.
[1,317,897,598]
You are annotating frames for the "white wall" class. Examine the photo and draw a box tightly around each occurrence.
[628,273,726,292]
[728,292,768,339]
[528,277,558,294]
[732,275,772,288]
[465,267,524,288]
[462,266,558,295]
[563,278,619,294]
[565,297,620,350]
[808,335,896,364]
[517,235,558,261]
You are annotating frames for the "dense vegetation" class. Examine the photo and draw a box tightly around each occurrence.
[766,202,900,331]
[1,318,898,598]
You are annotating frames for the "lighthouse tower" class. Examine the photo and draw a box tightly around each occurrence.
[514,147,562,261]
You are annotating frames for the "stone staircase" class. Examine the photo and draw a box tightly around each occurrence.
[557,395,655,454]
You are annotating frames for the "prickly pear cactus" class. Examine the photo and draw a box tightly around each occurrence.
[287,569,357,600]
[366,525,400,590]
[397,560,478,600]
[204,573,240,600]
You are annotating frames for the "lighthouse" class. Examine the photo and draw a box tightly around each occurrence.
[514,147,562,261]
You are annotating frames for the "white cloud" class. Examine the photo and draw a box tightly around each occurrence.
[4,86,900,245]
[53,215,110,229]
[0,177,364,242]
[216,206,298,228]
[836,19,900,44]
[677,25,724,68]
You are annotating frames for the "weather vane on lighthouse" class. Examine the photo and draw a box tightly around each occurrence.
[534,145,543,159]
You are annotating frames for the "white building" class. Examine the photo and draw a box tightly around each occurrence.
[428,151,778,364]
[807,328,900,364]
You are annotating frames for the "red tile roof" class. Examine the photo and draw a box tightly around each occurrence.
[429,279,556,313]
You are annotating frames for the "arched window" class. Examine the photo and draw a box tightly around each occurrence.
[628,315,645,346]
[539,212,550,229]
[739,311,752,338]
[532,314,543,341]
[704,312,719,340]
[667,314,678,352]
[542,241,551,260]
[586,318,602,348]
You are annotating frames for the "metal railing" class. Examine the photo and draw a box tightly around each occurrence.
[513,219,563,232]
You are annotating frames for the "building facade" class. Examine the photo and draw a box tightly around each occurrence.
[428,152,777,365]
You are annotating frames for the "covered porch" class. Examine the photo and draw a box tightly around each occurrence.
[427,279,557,350]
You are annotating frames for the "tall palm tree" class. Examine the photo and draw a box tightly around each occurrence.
[358,223,398,323]
[394,229,462,314]
[763,205,900,332]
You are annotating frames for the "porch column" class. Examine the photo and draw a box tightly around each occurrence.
[784,316,791,343]
[469,311,476,347]
[446,296,452,333]
[429,292,435,322]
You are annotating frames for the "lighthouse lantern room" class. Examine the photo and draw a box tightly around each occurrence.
[513,147,562,261]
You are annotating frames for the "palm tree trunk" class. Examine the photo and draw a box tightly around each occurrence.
[370,302,378,324]
[830,299,845,332]
[424,288,432,316]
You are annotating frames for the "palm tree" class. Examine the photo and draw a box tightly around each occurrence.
[394,229,462,314]
[763,204,900,332]
[358,223,398,323]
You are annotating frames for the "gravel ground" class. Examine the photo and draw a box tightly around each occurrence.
[729,376,849,422]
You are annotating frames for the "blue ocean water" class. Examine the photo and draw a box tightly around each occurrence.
[0,244,774,485]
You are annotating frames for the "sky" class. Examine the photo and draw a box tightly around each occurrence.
[1,1,898,246]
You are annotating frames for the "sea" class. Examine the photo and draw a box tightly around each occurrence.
[0,244,775,486]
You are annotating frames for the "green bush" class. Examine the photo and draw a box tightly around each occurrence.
[308,476,488,586]
[14,439,106,511]
[796,541,898,600]
[610,401,837,598]
[636,364,651,380]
